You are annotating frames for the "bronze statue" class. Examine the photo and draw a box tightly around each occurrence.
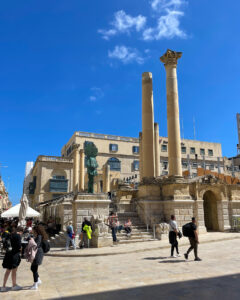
[84,142,98,193]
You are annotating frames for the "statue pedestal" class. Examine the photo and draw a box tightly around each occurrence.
[72,193,112,247]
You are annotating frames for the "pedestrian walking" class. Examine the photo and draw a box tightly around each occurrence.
[183,217,202,261]
[1,226,23,292]
[169,215,181,258]
[66,221,76,250]
[30,225,48,290]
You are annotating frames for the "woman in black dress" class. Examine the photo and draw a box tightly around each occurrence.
[30,225,48,290]
[1,226,23,292]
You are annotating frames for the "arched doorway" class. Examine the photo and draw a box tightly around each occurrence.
[203,191,219,231]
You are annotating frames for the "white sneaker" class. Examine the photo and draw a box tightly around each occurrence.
[30,283,38,290]
[170,255,177,258]
[177,254,181,257]
[37,278,42,286]
[12,285,22,291]
[1,287,7,292]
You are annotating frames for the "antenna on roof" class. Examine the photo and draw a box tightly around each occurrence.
[193,116,196,140]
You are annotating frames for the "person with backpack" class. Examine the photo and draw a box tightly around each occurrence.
[1,226,23,292]
[30,225,48,290]
[79,217,92,249]
[183,217,202,261]
[66,221,76,250]
[169,215,181,258]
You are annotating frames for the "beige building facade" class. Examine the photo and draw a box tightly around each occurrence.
[27,130,230,210]
[0,178,11,213]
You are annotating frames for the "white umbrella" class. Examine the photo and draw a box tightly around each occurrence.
[1,204,40,218]
[19,194,29,226]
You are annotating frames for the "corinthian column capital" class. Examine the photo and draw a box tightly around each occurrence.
[160,49,182,67]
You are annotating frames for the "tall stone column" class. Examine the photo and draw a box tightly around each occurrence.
[139,132,143,181]
[79,149,85,192]
[73,145,80,193]
[142,72,155,178]
[154,123,160,177]
[105,164,110,193]
[103,163,110,193]
[160,49,182,177]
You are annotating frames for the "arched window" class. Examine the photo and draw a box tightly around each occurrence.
[108,157,121,171]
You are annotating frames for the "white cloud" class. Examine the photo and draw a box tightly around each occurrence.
[151,0,185,11]
[89,87,104,102]
[98,10,146,40]
[108,46,144,64]
[143,9,186,40]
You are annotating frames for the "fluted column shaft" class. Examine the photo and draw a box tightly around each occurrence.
[154,123,160,177]
[139,132,143,181]
[160,49,182,177]
[142,72,155,178]
[73,147,80,193]
[79,149,85,191]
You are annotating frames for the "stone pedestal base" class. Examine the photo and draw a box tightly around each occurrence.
[72,193,112,247]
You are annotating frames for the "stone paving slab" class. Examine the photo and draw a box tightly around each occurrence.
[47,232,240,257]
[0,232,240,300]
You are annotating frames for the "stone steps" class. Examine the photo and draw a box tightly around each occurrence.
[114,211,155,244]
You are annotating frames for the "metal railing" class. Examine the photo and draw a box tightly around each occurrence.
[37,156,73,163]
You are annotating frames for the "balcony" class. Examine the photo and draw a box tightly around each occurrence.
[49,179,68,193]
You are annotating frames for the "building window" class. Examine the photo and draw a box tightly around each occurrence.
[208,149,213,156]
[162,161,168,170]
[209,164,214,170]
[133,160,139,171]
[49,177,68,193]
[109,144,118,152]
[200,148,205,155]
[161,145,167,152]
[190,147,195,154]
[108,157,121,171]
[182,162,188,168]
[66,145,72,156]
[192,163,198,169]
[181,147,186,154]
[29,176,37,195]
[132,146,139,154]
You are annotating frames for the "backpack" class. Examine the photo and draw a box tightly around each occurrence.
[182,223,192,237]
[3,235,12,252]
[42,240,50,253]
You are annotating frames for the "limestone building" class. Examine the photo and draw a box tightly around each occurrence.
[27,131,227,209]
[0,178,11,213]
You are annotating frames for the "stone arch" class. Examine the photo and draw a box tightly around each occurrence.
[203,190,220,231]
[108,157,121,171]
[51,169,67,179]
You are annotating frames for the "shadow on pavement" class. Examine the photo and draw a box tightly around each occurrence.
[158,259,186,263]
[50,273,240,300]
[143,256,168,260]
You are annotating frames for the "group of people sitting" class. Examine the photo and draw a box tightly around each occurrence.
[0,219,49,292]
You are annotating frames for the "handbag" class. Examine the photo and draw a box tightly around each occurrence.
[178,231,183,239]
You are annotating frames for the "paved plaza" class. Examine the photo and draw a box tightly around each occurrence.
[1,233,240,300]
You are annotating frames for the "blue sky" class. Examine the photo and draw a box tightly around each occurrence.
[0,0,239,205]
